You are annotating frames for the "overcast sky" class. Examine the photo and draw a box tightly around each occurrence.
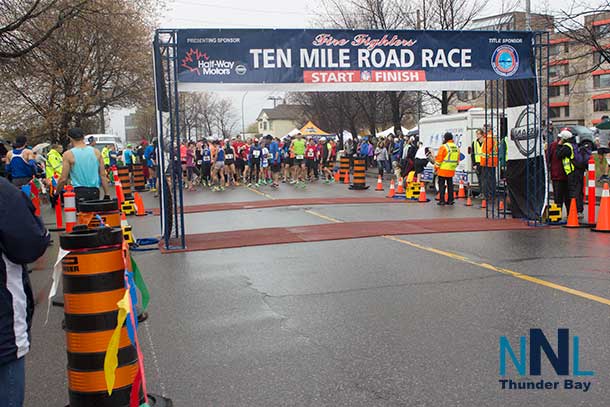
[111,0,605,138]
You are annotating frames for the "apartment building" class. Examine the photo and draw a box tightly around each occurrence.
[454,11,610,127]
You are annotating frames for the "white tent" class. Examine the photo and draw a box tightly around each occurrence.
[377,125,409,138]
[340,130,353,141]
[286,128,301,137]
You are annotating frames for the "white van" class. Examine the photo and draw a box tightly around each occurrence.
[418,108,488,189]
[85,134,124,152]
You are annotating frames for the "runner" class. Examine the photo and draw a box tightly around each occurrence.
[268,136,281,188]
[260,140,270,185]
[291,133,306,186]
[319,137,333,182]
[211,140,225,191]
[185,141,197,191]
[5,135,36,187]
[239,138,251,184]
[201,139,212,187]
[248,138,262,187]
[305,138,317,182]
[224,139,237,186]
[234,136,245,182]
[281,136,292,183]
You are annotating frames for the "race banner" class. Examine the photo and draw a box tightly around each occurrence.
[175,29,535,92]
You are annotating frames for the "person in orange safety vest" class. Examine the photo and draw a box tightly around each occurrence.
[434,132,460,206]
[480,129,498,201]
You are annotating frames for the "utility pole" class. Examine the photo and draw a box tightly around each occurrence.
[525,0,531,30]
[267,96,283,107]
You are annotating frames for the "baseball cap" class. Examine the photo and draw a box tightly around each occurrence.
[559,130,573,140]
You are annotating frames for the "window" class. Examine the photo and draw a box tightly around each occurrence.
[549,65,565,77]
[549,44,560,56]
[594,98,610,112]
[549,107,561,118]
[263,121,268,130]
[593,51,609,65]
[549,86,561,97]
[550,106,569,118]
[594,24,610,37]
[594,73,610,88]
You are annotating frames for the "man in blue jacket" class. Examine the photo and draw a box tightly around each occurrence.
[0,177,50,406]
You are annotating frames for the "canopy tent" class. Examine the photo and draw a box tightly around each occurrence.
[377,126,409,138]
[300,121,330,136]
[286,128,301,137]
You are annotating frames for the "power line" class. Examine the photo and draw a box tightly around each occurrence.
[170,0,312,16]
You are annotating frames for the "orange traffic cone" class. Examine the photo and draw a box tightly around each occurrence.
[343,170,350,184]
[499,200,505,211]
[592,183,610,233]
[435,192,440,201]
[445,191,449,202]
[564,198,580,228]
[418,182,428,203]
[387,179,396,198]
[375,175,384,191]
[481,199,487,209]
[134,192,147,216]
[465,196,473,206]
[396,177,405,194]
[458,180,466,199]
[334,171,341,182]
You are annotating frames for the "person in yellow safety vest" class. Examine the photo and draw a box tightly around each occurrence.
[101,145,110,169]
[472,129,484,192]
[45,144,63,180]
[557,129,584,218]
[480,128,498,202]
[435,132,461,206]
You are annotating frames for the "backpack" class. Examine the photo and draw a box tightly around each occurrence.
[573,144,590,170]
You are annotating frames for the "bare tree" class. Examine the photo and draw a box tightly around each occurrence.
[421,0,485,114]
[214,97,237,139]
[0,0,157,144]
[0,0,87,61]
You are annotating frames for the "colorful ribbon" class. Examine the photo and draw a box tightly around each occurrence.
[104,290,131,395]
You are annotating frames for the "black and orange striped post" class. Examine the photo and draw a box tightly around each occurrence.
[132,164,147,192]
[60,226,142,406]
[117,166,133,200]
[78,199,121,229]
[349,157,369,190]
[339,156,350,180]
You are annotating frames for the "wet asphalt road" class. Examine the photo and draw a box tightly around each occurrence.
[26,181,610,406]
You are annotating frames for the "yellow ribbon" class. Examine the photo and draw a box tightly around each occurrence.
[104,290,131,395]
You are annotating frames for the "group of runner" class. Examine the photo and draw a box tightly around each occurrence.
[180,133,338,191]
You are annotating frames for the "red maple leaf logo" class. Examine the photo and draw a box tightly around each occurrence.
[181,48,209,75]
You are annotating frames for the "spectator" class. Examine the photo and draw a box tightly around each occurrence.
[0,177,50,406]
[547,134,568,213]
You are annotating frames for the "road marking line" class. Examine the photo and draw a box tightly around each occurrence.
[246,186,274,200]
[304,209,342,223]
[382,235,610,307]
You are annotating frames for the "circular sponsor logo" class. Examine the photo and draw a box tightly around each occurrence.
[235,64,247,75]
[491,45,519,77]
[511,108,539,157]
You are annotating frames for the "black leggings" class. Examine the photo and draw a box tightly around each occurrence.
[438,176,454,204]
[201,162,211,183]
[250,161,260,183]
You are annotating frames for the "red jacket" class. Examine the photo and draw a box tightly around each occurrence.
[548,140,567,181]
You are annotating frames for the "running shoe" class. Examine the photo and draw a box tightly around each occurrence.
[247,183,253,187]
[220,186,225,191]
[290,180,297,185]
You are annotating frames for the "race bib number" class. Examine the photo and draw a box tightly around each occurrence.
[307,151,314,158]
[226,154,234,159]
[296,154,304,160]
[196,160,202,165]
[203,156,211,162]
[253,150,260,158]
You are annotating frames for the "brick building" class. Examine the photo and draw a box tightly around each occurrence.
[453,11,610,127]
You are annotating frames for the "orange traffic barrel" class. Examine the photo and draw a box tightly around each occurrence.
[78,199,121,229]
[132,163,147,191]
[339,156,350,178]
[60,226,142,406]
[349,158,369,190]
[117,165,133,200]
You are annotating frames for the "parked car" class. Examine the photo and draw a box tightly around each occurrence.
[552,125,595,150]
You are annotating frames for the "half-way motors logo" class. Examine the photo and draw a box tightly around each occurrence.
[181,48,235,76]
